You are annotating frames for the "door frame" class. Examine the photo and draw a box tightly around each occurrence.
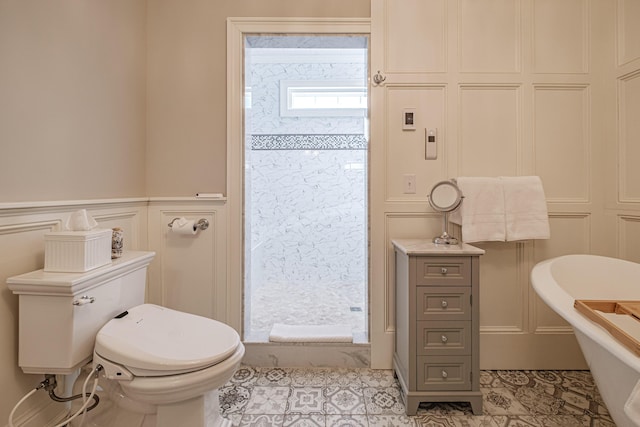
[226,18,392,366]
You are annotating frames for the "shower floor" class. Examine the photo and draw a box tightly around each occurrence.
[245,280,367,343]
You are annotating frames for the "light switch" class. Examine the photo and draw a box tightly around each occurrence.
[404,174,417,194]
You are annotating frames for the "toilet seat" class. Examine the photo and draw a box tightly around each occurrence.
[95,304,240,377]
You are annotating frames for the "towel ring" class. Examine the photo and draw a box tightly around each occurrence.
[428,180,463,245]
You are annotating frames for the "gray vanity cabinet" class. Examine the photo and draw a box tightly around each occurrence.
[392,239,484,416]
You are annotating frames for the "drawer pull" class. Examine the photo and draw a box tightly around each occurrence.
[441,300,448,308]
[441,267,448,275]
[441,335,448,343]
[441,370,448,378]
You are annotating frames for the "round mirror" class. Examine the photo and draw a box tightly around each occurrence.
[428,180,463,245]
[428,180,462,212]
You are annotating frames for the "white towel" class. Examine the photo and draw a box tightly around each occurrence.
[624,379,640,426]
[269,323,353,343]
[449,177,506,243]
[500,176,550,241]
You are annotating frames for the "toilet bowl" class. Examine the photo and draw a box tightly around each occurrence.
[7,251,243,427]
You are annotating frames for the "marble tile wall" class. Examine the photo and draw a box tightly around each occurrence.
[245,56,366,135]
[244,43,369,338]
[248,148,367,290]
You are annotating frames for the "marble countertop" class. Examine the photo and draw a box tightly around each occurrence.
[392,239,485,256]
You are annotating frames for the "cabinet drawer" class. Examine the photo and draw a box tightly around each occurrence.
[416,321,471,356]
[416,356,471,391]
[415,257,471,286]
[416,287,471,321]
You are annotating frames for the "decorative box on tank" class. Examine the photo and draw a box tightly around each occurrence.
[44,229,112,272]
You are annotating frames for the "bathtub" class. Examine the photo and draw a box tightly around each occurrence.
[531,254,640,427]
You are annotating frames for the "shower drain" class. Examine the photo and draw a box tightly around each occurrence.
[349,306,362,312]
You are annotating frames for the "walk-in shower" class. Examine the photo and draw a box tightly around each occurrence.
[243,35,369,343]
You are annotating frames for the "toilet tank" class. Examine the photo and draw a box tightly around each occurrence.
[7,251,155,374]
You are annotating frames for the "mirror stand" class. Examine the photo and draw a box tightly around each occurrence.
[433,211,458,245]
[428,179,463,245]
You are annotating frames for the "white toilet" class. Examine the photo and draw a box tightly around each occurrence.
[7,251,244,427]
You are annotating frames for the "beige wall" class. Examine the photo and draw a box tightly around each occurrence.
[0,2,369,424]
[0,0,147,203]
[146,0,370,196]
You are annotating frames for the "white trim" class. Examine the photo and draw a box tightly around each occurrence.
[226,17,373,359]
[0,197,226,212]
[0,197,149,211]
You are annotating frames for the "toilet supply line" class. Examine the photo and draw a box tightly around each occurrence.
[8,365,103,427]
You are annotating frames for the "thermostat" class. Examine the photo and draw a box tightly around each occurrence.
[403,109,416,130]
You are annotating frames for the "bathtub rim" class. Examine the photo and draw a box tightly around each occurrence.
[531,254,640,373]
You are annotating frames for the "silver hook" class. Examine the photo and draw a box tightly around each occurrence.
[372,70,386,86]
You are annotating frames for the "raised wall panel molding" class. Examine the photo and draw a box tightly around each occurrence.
[618,70,640,202]
[532,0,589,74]
[0,197,149,216]
[384,84,448,202]
[147,202,227,323]
[384,0,447,74]
[533,85,591,203]
[475,242,527,334]
[0,220,59,235]
[458,85,522,176]
[534,326,575,334]
[618,215,640,262]
[617,0,640,67]
[531,214,591,334]
[458,0,522,73]
[93,210,143,250]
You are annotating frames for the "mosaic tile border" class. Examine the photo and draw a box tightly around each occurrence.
[251,134,367,150]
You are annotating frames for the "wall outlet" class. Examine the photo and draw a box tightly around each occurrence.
[403,174,417,194]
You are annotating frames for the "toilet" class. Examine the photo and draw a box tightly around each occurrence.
[7,251,244,427]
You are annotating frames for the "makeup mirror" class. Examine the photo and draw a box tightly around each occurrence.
[428,180,463,245]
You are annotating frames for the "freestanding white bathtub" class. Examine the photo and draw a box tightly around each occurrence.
[531,254,640,427]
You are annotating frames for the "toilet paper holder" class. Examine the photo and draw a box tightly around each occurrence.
[168,218,210,232]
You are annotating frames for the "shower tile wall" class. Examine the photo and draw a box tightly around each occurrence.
[245,44,367,340]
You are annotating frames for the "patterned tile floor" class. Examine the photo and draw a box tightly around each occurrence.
[219,367,616,426]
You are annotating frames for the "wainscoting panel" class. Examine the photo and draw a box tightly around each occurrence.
[0,199,147,427]
[618,215,640,263]
[617,0,640,66]
[533,0,589,74]
[618,70,640,202]
[473,242,524,333]
[458,0,521,73]
[147,198,228,323]
[534,85,591,203]
[385,85,447,201]
[458,85,521,176]
[383,0,447,73]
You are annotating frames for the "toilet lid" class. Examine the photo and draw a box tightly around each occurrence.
[95,304,240,375]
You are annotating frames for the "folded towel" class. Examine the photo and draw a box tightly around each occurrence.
[501,176,550,241]
[449,177,506,243]
[269,323,353,343]
[624,378,640,426]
